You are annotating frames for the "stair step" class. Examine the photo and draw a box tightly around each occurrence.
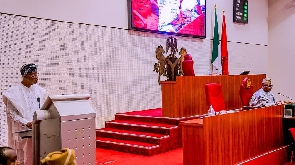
[97,128,167,138]
[96,108,184,156]
[96,137,158,148]
[105,120,177,134]
[96,137,160,156]
[115,114,179,125]
[107,120,176,128]
[96,128,169,144]
[119,108,163,117]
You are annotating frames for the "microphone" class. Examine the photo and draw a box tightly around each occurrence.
[37,97,40,109]
[278,92,293,102]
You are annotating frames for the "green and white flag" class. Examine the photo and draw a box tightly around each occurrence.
[211,6,221,74]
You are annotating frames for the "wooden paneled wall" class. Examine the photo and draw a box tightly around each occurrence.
[160,74,266,118]
[181,105,284,165]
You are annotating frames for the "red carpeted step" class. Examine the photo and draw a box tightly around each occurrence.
[96,137,161,156]
[96,128,169,144]
[96,137,157,147]
[96,108,186,156]
[105,120,178,134]
[108,120,176,128]
[119,108,163,117]
[97,128,166,138]
[115,114,180,125]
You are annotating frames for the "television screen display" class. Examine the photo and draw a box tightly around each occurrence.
[130,0,206,38]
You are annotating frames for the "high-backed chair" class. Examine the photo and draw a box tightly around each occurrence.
[205,83,226,112]
[289,128,295,162]
[239,77,254,107]
[182,54,195,76]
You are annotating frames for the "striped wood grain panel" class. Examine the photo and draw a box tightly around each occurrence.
[181,104,284,165]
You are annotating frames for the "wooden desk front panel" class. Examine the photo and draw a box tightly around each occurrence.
[161,74,266,118]
[181,105,284,165]
[282,117,295,145]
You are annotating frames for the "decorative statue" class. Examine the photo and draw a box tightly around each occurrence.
[166,36,178,55]
[179,47,187,75]
[165,36,179,81]
[154,45,167,83]
[154,36,188,84]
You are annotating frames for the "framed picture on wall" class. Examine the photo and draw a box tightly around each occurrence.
[128,0,206,38]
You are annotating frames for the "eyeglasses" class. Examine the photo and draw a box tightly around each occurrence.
[263,84,273,87]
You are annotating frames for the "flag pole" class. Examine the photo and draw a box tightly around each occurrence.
[221,9,229,75]
[211,4,220,75]
[222,10,225,65]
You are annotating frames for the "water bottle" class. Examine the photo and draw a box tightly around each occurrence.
[208,105,215,116]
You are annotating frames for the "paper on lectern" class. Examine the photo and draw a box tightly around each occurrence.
[35,110,51,120]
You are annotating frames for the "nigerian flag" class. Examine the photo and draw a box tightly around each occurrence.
[211,6,221,74]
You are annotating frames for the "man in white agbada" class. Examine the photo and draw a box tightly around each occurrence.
[249,78,276,107]
[2,63,46,165]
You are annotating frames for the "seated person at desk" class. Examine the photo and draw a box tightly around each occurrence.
[249,78,276,107]
[2,63,46,165]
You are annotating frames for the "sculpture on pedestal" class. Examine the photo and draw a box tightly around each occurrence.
[154,36,188,84]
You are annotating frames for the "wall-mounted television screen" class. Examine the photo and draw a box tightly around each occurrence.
[129,0,206,38]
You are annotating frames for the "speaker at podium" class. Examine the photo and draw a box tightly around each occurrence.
[32,94,96,165]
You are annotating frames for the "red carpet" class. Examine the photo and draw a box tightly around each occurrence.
[96,109,290,164]
[96,147,183,165]
[121,108,163,117]
[96,108,193,156]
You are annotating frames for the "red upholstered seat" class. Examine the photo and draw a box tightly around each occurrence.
[205,83,226,112]
[239,78,253,106]
[182,54,195,76]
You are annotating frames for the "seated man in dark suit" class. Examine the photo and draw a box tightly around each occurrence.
[249,78,276,107]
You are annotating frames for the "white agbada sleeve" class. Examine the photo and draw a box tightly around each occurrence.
[3,95,29,125]
[2,83,46,165]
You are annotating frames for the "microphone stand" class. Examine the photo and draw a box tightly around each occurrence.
[37,97,40,109]
[278,93,294,104]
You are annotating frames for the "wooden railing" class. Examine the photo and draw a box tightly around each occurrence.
[160,74,266,118]
[180,105,284,165]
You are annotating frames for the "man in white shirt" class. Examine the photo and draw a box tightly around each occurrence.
[2,63,46,165]
[249,78,276,107]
